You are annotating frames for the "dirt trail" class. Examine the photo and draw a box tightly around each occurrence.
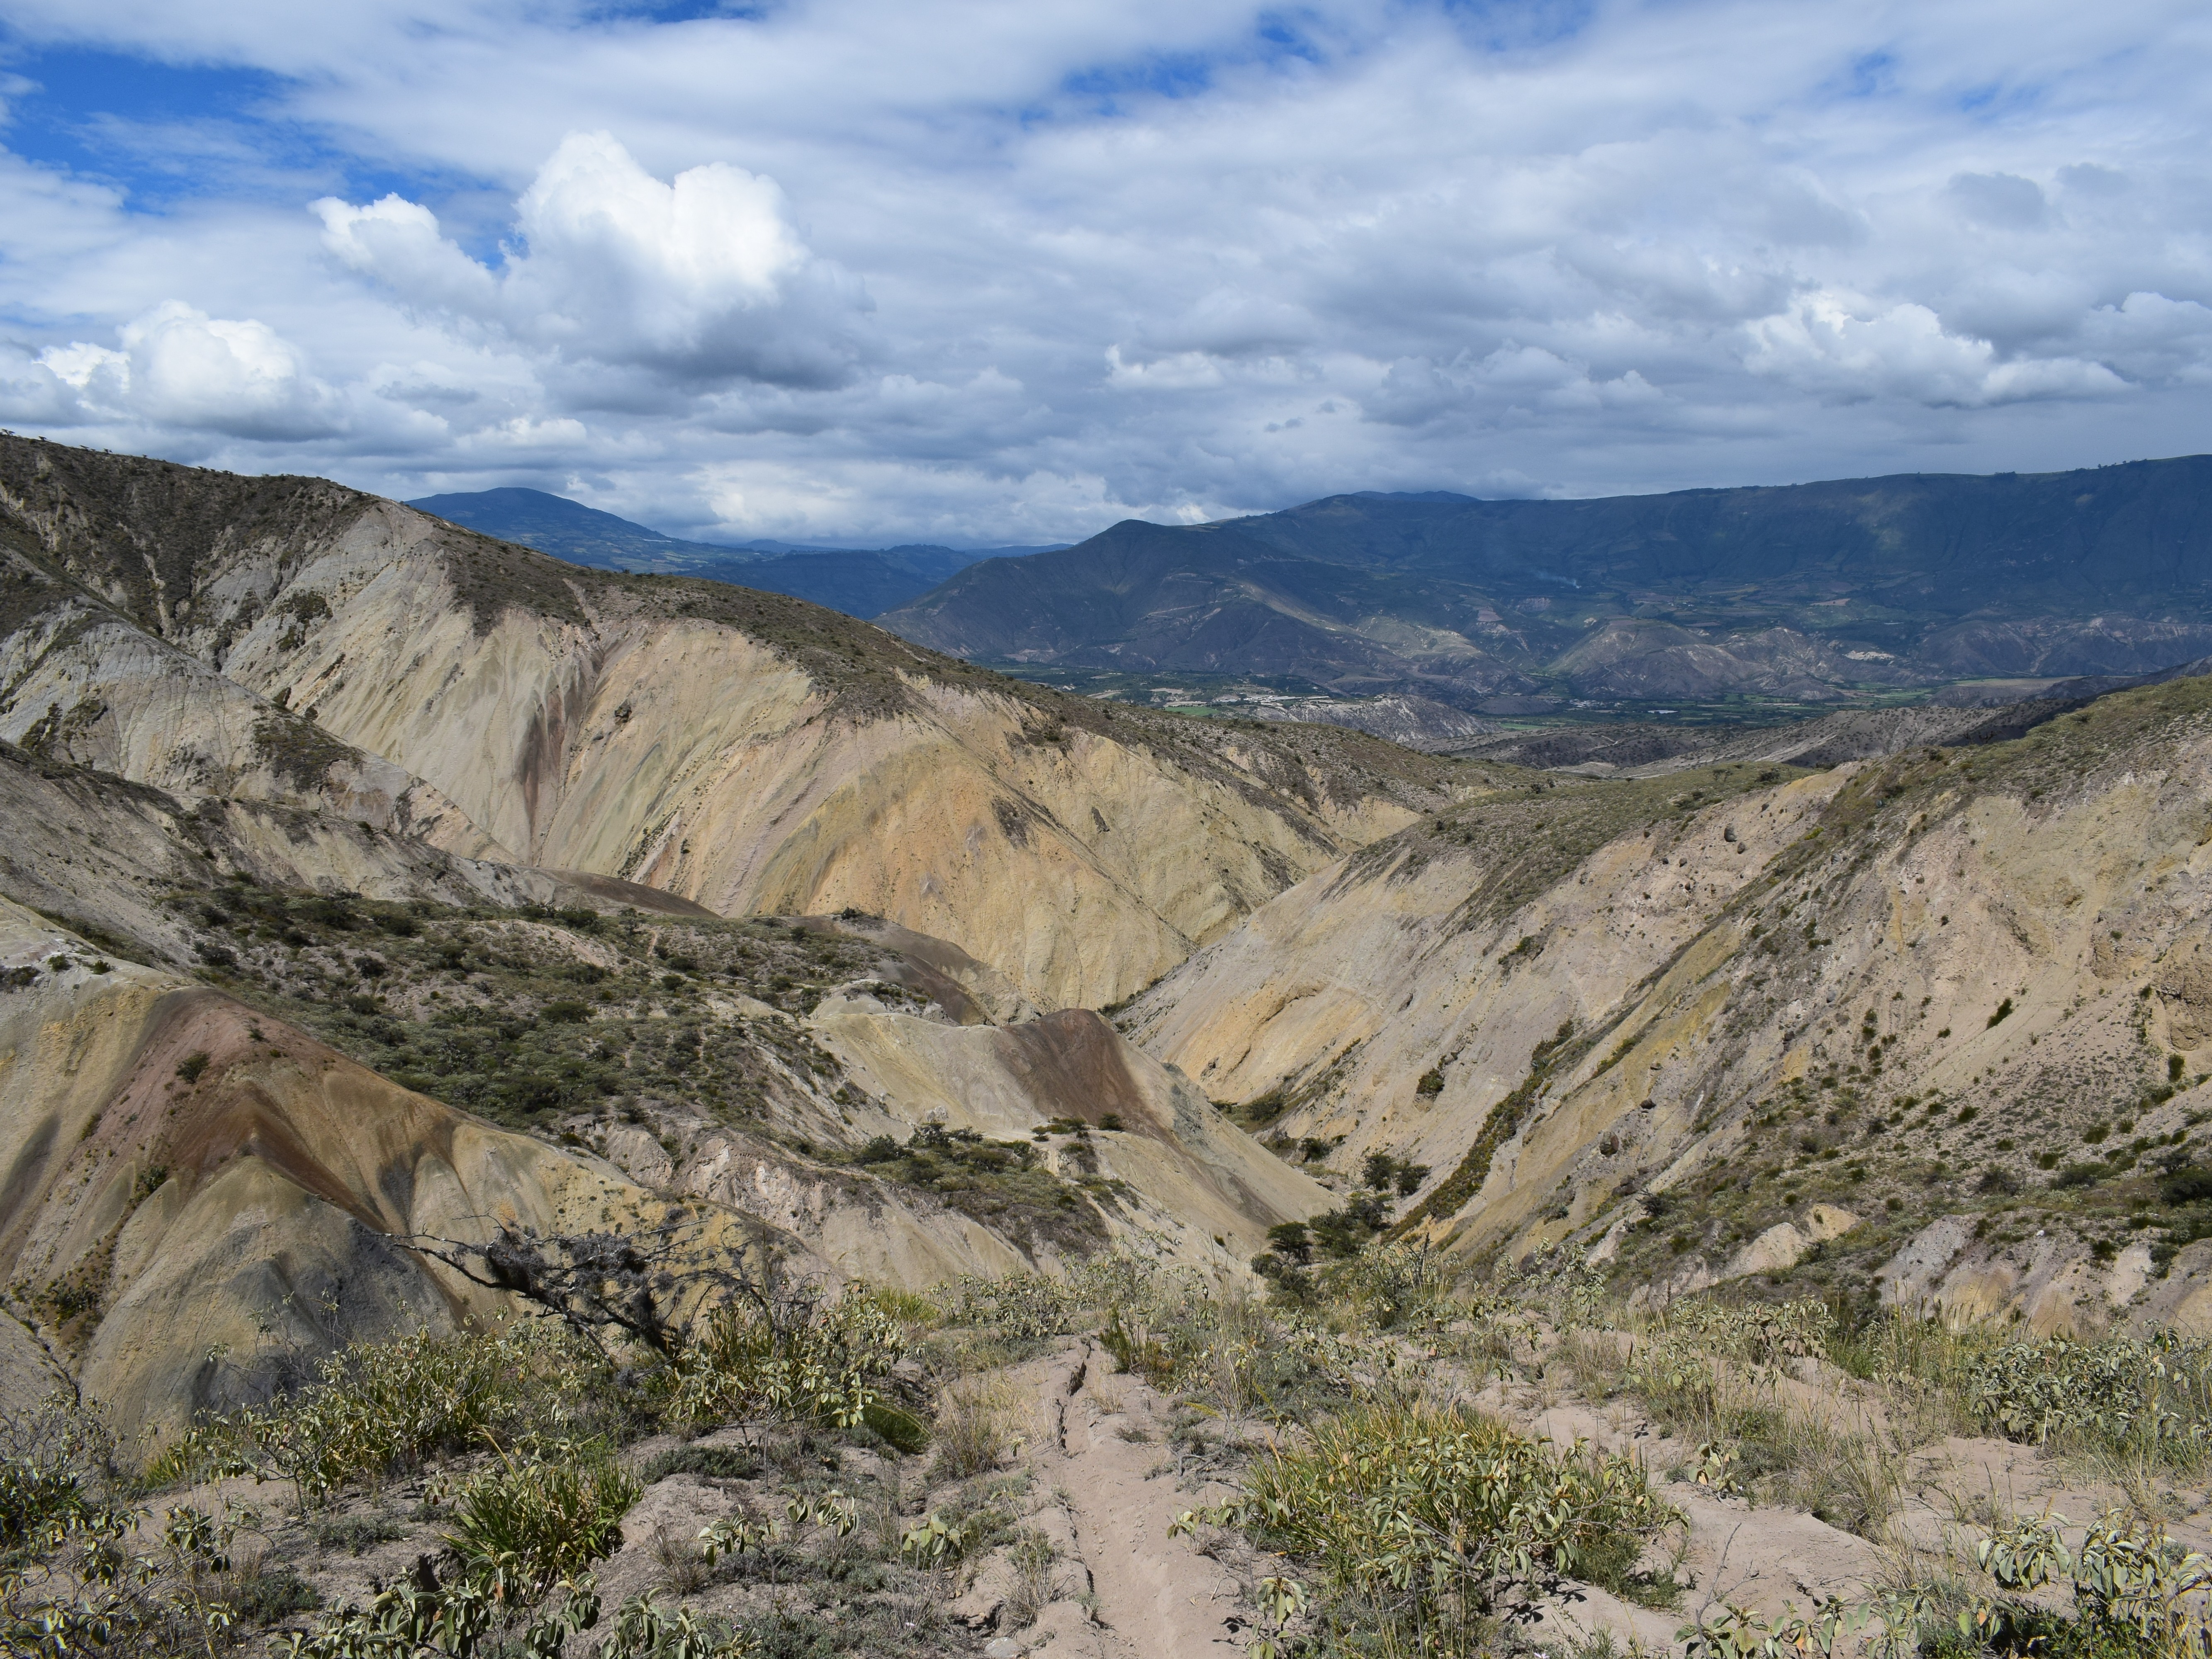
[976,1336,2212,1658]
[1023,1341,1251,1659]
[1010,1341,1900,1657]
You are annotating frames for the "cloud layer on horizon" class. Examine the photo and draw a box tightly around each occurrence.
[0,0,2208,546]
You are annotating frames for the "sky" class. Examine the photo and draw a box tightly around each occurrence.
[0,0,2207,547]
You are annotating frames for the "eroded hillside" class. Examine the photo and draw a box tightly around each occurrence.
[0,722,1328,1437]
[0,816,1326,1426]
[0,435,1464,1009]
[0,890,771,1437]
[0,435,1350,1452]
[16,442,2212,1659]
[1127,673,2212,1331]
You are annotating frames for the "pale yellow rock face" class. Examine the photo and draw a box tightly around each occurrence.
[1125,692,2212,1305]
[179,506,1438,1008]
[0,597,500,859]
[1721,1209,1856,1280]
[0,1311,66,1408]
[1803,1203,1858,1243]
[1126,771,1847,1238]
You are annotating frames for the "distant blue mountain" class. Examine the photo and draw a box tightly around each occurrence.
[877,455,2212,707]
[405,487,1056,618]
[409,487,736,571]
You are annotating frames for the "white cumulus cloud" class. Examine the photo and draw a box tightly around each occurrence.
[18,302,343,439]
[316,132,872,393]
[1,0,2210,538]
[1744,292,2129,408]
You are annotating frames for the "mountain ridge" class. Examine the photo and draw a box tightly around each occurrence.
[0,433,1466,1012]
[880,454,2212,709]
[408,485,1056,617]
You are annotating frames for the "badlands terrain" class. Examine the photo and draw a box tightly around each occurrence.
[6,436,2212,1657]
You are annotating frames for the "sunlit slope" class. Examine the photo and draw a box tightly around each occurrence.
[0,435,1460,1009]
[1128,675,2212,1329]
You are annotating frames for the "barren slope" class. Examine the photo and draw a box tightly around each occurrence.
[0,436,1461,1008]
[1127,673,2212,1330]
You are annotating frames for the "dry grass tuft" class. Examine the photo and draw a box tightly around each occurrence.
[932,1377,1016,1480]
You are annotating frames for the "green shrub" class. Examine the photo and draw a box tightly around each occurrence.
[1618,1299,1837,1475]
[1318,1240,1454,1332]
[1307,1191,1393,1258]
[287,1556,606,1657]
[1150,1297,1353,1420]
[2162,1168,2212,1205]
[1978,1509,2212,1653]
[444,1439,640,1599]
[1966,1331,2212,1458]
[899,1509,978,1567]
[859,1402,929,1454]
[598,1593,750,1657]
[664,1284,905,1435]
[940,1271,1087,1344]
[1182,1401,1675,1649]
[0,1455,86,1554]
[1237,1088,1290,1126]
[161,1321,585,1503]
[1358,1151,1432,1196]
